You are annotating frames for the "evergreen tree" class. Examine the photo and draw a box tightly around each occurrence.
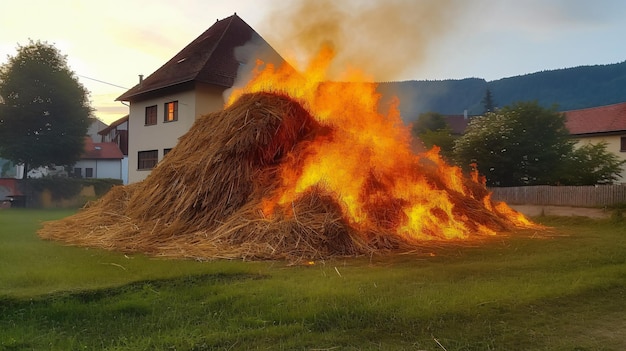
[481,89,495,114]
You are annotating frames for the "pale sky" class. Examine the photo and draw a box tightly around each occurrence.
[2,0,625,124]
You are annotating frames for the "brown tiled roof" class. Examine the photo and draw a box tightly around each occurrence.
[117,14,283,101]
[444,115,470,135]
[82,137,124,160]
[98,115,128,135]
[564,102,626,135]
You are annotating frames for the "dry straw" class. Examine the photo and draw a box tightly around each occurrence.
[39,92,522,262]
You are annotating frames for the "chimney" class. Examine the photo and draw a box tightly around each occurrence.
[138,74,144,85]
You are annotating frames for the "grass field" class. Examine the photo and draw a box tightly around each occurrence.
[0,208,625,350]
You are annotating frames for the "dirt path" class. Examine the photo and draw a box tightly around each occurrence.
[509,204,611,219]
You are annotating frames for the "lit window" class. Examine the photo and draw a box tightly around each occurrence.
[138,150,158,170]
[164,101,178,122]
[145,105,157,125]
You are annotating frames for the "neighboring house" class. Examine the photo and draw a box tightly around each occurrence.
[117,13,287,183]
[87,117,108,142]
[444,113,471,136]
[73,137,124,180]
[98,115,129,184]
[0,118,110,179]
[98,115,128,153]
[418,105,626,183]
[564,102,626,182]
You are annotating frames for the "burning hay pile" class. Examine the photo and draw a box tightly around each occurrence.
[39,91,533,261]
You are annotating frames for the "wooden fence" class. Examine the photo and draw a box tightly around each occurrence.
[489,185,626,207]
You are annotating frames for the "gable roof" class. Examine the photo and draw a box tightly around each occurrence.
[82,137,124,160]
[564,102,626,136]
[117,14,283,102]
[98,115,128,136]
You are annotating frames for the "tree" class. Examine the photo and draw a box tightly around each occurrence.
[454,101,574,186]
[411,112,455,160]
[0,40,92,178]
[560,142,625,185]
[411,111,448,135]
[481,88,495,114]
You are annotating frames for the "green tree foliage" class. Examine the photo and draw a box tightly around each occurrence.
[411,112,455,159]
[411,112,448,135]
[0,40,92,177]
[454,101,574,186]
[560,142,626,185]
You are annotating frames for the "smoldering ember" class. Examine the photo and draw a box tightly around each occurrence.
[38,47,537,262]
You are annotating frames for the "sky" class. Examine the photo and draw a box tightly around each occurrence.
[2,0,626,125]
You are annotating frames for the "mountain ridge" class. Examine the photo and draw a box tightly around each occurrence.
[377,60,626,123]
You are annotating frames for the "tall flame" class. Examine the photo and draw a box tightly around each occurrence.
[227,45,532,240]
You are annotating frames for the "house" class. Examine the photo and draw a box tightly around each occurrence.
[444,114,471,135]
[98,115,128,153]
[98,115,129,184]
[563,102,626,182]
[73,137,124,180]
[117,14,287,183]
[87,118,108,141]
[0,118,113,179]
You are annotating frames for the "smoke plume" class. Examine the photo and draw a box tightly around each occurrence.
[259,0,464,81]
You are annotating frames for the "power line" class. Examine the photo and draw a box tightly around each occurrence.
[77,74,129,90]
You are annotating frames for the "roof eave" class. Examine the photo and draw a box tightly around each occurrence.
[116,79,197,102]
[570,130,626,137]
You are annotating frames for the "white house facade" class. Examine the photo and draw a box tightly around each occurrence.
[125,84,225,183]
[117,14,286,184]
[73,137,124,180]
[564,102,626,182]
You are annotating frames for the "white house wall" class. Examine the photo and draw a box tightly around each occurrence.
[121,156,128,185]
[74,159,123,180]
[573,135,626,183]
[195,84,228,118]
[128,85,226,183]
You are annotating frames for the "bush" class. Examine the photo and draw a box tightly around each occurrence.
[24,178,122,201]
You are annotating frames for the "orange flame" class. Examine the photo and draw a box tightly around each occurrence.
[228,45,533,240]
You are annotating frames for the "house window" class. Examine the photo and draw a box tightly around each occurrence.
[73,168,82,178]
[85,168,94,178]
[163,148,172,156]
[145,105,157,125]
[621,137,626,152]
[164,101,178,122]
[138,150,158,170]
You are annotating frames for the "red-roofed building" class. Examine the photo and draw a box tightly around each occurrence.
[98,115,128,155]
[116,14,287,183]
[445,114,471,135]
[98,115,129,184]
[73,137,124,180]
[564,102,626,182]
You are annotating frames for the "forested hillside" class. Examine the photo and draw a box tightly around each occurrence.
[378,60,626,123]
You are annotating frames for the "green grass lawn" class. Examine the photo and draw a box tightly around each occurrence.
[1,209,625,350]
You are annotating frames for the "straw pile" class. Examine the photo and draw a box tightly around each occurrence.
[39,92,521,261]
